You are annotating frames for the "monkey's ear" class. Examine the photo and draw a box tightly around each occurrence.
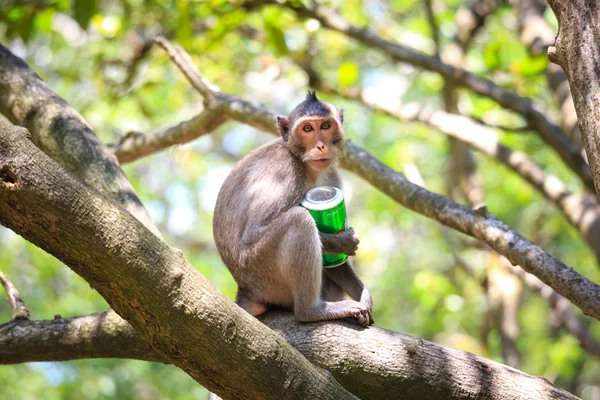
[277,116,290,141]
[338,108,344,125]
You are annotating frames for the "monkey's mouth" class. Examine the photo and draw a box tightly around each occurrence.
[310,158,332,168]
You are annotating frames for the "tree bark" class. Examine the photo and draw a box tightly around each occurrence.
[0,119,357,400]
[0,44,160,236]
[547,0,600,199]
[0,309,579,400]
[0,310,168,364]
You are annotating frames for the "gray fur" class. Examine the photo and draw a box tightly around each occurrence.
[213,96,373,327]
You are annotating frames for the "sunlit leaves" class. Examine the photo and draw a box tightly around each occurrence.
[264,21,288,57]
[74,0,98,30]
[338,62,359,87]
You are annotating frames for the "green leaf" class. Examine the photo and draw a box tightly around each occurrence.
[338,62,359,87]
[264,22,288,57]
[74,0,98,30]
[516,55,548,77]
[34,9,55,33]
[483,42,501,70]
[5,7,35,42]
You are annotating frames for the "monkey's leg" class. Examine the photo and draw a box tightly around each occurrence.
[325,262,374,324]
[236,289,268,317]
[321,274,344,301]
[267,207,371,326]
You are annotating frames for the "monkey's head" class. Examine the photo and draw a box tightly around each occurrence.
[277,91,344,170]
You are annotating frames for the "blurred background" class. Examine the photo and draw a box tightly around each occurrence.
[1,0,599,399]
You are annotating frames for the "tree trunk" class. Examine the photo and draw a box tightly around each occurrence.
[547,0,600,199]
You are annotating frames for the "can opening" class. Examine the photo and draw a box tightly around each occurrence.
[306,186,337,203]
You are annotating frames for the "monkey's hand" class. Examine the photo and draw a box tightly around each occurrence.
[337,227,360,255]
[319,227,360,255]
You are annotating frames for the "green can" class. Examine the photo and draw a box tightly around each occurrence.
[301,186,348,268]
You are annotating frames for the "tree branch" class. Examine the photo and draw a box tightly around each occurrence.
[0,119,357,400]
[0,309,579,400]
[0,310,167,364]
[153,36,221,108]
[0,44,160,236]
[109,109,227,163]
[243,0,594,192]
[0,270,29,321]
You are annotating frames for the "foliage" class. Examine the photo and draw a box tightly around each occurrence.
[1,0,599,398]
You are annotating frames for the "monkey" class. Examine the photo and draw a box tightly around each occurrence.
[213,91,373,327]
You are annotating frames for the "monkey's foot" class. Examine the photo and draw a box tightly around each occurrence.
[347,307,372,327]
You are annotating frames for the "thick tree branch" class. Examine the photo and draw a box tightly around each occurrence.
[0,310,167,364]
[0,44,160,236]
[0,120,357,400]
[113,39,600,321]
[243,0,594,192]
[0,309,579,400]
[547,0,600,199]
[0,270,30,320]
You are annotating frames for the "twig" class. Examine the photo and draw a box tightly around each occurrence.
[0,271,29,320]
[423,0,441,57]
[153,36,221,107]
[118,36,155,97]
[110,110,227,163]
[467,115,532,133]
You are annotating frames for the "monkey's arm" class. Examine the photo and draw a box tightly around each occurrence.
[319,227,359,255]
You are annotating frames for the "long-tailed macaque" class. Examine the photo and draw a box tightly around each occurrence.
[213,91,373,326]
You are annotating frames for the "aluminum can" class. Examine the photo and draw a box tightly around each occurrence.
[301,186,348,268]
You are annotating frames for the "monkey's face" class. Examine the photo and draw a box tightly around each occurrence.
[277,91,345,170]
[291,115,344,170]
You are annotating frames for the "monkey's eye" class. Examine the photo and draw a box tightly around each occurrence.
[302,125,313,132]
[321,122,331,129]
